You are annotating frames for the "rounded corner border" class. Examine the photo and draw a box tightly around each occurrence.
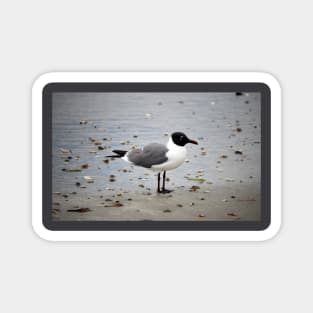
[32,72,281,242]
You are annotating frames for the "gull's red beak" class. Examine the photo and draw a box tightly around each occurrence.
[188,139,198,145]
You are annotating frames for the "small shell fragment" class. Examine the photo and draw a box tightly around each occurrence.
[84,176,95,183]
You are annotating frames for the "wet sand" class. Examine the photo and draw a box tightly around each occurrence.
[52,92,261,221]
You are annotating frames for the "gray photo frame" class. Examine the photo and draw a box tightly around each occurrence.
[42,82,271,232]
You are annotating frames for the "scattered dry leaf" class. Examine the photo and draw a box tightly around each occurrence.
[67,208,91,213]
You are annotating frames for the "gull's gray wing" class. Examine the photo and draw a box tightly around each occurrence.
[127,143,169,168]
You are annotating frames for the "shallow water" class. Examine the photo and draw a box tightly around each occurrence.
[52,92,261,221]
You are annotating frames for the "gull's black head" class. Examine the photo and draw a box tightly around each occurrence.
[171,132,198,146]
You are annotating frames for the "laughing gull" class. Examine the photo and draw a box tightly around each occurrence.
[108,132,198,193]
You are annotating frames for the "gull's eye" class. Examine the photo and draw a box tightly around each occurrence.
[180,136,184,141]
